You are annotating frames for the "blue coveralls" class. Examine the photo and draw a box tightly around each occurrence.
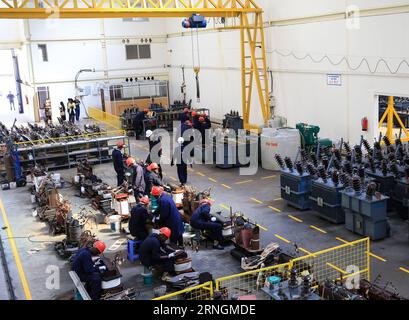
[71,248,102,300]
[144,170,162,195]
[112,148,125,186]
[157,193,184,245]
[131,164,146,198]
[129,204,151,240]
[190,204,223,242]
[147,137,163,179]
[172,144,187,185]
[139,234,175,272]
[134,111,146,138]
[179,112,189,124]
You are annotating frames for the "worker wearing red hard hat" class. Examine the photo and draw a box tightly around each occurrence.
[71,240,107,299]
[150,186,184,246]
[139,227,181,276]
[126,157,146,198]
[112,140,127,186]
[190,199,224,250]
[144,162,163,196]
[179,107,190,124]
[129,196,151,241]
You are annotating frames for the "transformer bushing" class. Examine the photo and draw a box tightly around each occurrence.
[341,188,390,240]
[391,178,409,219]
[365,168,396,212]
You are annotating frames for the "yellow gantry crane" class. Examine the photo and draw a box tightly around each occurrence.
[0,0,270,130]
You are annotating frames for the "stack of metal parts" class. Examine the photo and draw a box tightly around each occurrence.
[181,185,211,220]
[120,107,138,132]
[319,280,366,300]
[275,154,312,210]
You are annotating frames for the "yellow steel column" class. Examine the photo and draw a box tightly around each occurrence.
[258,13,270,123]
[240,13,248,127]
[386,96,394,142]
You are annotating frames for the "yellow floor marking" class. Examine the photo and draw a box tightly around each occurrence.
[310,225,327,234]
[326,262,347,274]
[369,252,387,262]
[219,204,230,210]
[261,175,276,180]
[274,198,283,201]
[335,237,355,245]
[187,168,194,172]
[208,197,215,201]
[169,176,178,181]
[299,247,313,255]
[208,178,218,183]
[268,206,282,213]
[0,199,32,300]
[288,215,303,223]
[196,172,205,177]
[274,234,291,244]
[256,224,268,232]
[250,198,263,204]
[235,180,254,185]
[399,267,409,275]
[221,184,232,189]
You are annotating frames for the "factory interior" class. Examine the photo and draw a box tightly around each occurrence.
[1,0,409,303]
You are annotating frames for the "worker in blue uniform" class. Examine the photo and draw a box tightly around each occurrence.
[71,241,107,300]
[139,227,180,275]
[190,199,224,250]
[144,162,163,195]
[146,130,163,179]
[151,186,184,247]
[171,137,188,186]
[179,107,190,124]
[129,196,152,241]
[112,141,126,186]
[134,108,148,139]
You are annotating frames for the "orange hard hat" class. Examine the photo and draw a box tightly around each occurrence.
[139,196,150,205]
[126,157,136,167]
[147,162,159,171]
[183,108,189,113]
[199,117,205,122]
[160,227,171,239]
[151,186,163,196]
[191,111,198,117]
[94,240,106,254]
[200,199,212,206]
[117,141,125,148]
[143,109,149,113]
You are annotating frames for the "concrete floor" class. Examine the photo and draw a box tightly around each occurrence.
[0,136,409,300]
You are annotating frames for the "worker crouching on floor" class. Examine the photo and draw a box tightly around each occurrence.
[171,137,189,186]
[129,196,152,241]
[190,199,224,250]
[144,162,163,195]
[151,186,184,247]
[126,157,146,198]
[112,141,127,186]
[139,227,182,276]
[71,240,107,300]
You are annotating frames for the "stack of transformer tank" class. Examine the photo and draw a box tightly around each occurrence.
[275,136,409,240]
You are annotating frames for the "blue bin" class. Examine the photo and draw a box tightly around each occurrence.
[127,239,143,262]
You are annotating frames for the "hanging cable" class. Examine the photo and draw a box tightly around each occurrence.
[191,28,201,103]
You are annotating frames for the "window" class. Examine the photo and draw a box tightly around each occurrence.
[125,44,151,60]
[38,44,48,62]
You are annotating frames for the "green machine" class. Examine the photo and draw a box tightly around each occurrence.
[296,123,332,151]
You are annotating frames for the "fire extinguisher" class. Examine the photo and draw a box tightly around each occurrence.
[362,117,368,131]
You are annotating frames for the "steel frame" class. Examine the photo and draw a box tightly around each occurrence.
[0,0,270,128]
[378,96,409,143]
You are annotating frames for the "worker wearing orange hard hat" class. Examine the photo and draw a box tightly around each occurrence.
[112,140,127,186]
[139,227,181,276]
[144,162,163,195]
[71,240,107,299]
[129,196,152,241]
[151,186,184,246]
[190,199,224,250]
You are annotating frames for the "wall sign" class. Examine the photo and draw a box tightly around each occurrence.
[327,74,342,86]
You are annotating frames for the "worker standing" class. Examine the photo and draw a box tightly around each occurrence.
[134,108,148,139]
[139,227,179,276]
[74,97,81,122]
[179,108,190,124]
[144,162,162,195]
[190,199,224,250]
[59,101,66,121]
[171,137,188,186]
[191,111,200,129]
[67,98,76,124]
[146,130,163,179]
[129,196,152,241]
[112,141,126,186]
[151,186,184,246]
[7,91,15,111]
[71,241,106,300]
[126,157,146,198]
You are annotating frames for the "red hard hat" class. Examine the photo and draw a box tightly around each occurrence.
[139,196,150,205]
[117,141,125,148]
[94,240,106,254]
[200,199,212,206]
[126,157,136,167]
[160,227,171,239]
[143,109,149,113]
[191,111,198,117]
[147,162,159,171]
[183,108,189,113]
[201,113,207,117]
[199,117,205,122]
[151,186,163,196]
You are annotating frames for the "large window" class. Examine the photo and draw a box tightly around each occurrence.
[125,44,151,60]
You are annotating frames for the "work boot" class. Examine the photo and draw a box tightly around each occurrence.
[213,244,224,250]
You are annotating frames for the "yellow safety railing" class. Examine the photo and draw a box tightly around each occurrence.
[153,281,214,301]
[88,107,122,130]
[144,237,369,301]
[14,130,126,146]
